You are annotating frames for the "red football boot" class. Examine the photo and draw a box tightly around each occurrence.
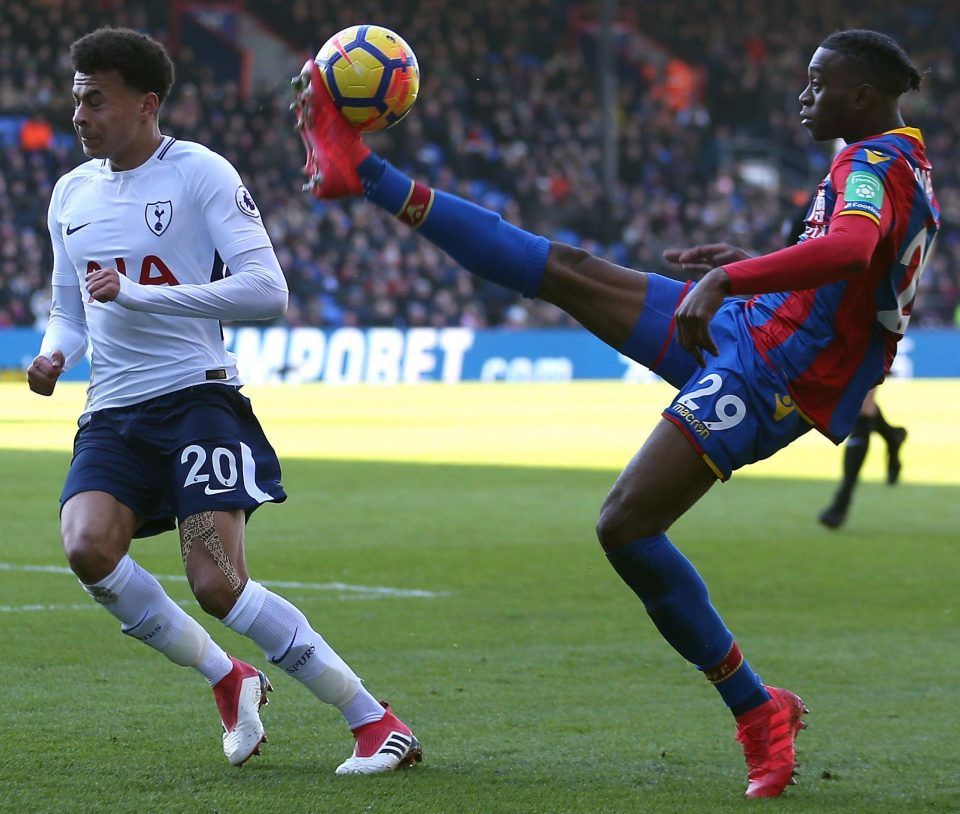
[291,58,370,199]
[735,686,808,797]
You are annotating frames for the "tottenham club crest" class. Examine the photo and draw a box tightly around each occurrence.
[145,200,173,235]
[235,185,261,218]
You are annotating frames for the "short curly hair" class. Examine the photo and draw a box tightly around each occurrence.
[820,29,923,97]
[70,27,175,104]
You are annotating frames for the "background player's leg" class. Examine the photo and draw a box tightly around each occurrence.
[839,415,873,497]
[818,413,873,529]
[871,405,907,484]
[596,419,770,714]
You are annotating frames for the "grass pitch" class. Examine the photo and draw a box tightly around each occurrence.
[1,380,958,814]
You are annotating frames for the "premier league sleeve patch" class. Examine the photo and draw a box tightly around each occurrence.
[840,170,884,221]
[235,185,261,218]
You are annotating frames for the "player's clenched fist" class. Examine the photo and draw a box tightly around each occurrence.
[86,267,121,302]
[27,350,65,396]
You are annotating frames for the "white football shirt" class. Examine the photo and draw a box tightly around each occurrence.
[46,137,285,416]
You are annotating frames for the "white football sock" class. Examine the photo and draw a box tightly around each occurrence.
[83,554,232,685]
[223,580,384,728]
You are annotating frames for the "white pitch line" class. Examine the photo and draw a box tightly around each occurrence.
[0,599,195,613]
[0,603,104,612]
[0,562,448,606]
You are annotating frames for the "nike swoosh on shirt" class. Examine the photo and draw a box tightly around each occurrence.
[204,485,236,495]
[66,222,92,235]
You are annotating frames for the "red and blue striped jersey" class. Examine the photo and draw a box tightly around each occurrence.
[742,127,939,440]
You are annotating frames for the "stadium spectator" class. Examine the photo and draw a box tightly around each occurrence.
[19,114,54,151]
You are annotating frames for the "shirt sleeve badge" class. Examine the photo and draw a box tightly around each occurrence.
[235,185,261,218]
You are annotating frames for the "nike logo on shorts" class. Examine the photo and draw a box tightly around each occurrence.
[66,222,92,235]
[204,485,236,495]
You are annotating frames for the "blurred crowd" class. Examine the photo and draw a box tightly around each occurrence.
[1,0,958,330]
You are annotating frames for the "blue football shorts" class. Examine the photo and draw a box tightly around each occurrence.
[620,274,813,480]
[61,384,287,537]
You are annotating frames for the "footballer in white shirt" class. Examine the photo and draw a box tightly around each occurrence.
[27,26,420,774]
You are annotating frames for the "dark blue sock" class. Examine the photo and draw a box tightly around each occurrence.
[606,534,769,713]
[358,154,549,297]
[617,275,696,389]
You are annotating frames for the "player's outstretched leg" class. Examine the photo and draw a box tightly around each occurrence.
[294,59,549,302]
[222,579,422,774]
[294,63,666,354]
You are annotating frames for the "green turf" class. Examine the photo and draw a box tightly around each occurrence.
[1,443,958,814]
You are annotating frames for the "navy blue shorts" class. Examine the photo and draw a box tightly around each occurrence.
[621,275,813,480]
[62,384,287,538]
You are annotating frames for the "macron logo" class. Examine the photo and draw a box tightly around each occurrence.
[66,222,92,235]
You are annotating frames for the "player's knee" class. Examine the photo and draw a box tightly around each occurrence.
[189,570,246,620]
[61,526,123,584]
[595,492,668,552]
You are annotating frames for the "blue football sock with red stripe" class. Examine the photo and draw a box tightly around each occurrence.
[618,275,695,389]
[606,533,770,715]
[358,154,549,297]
